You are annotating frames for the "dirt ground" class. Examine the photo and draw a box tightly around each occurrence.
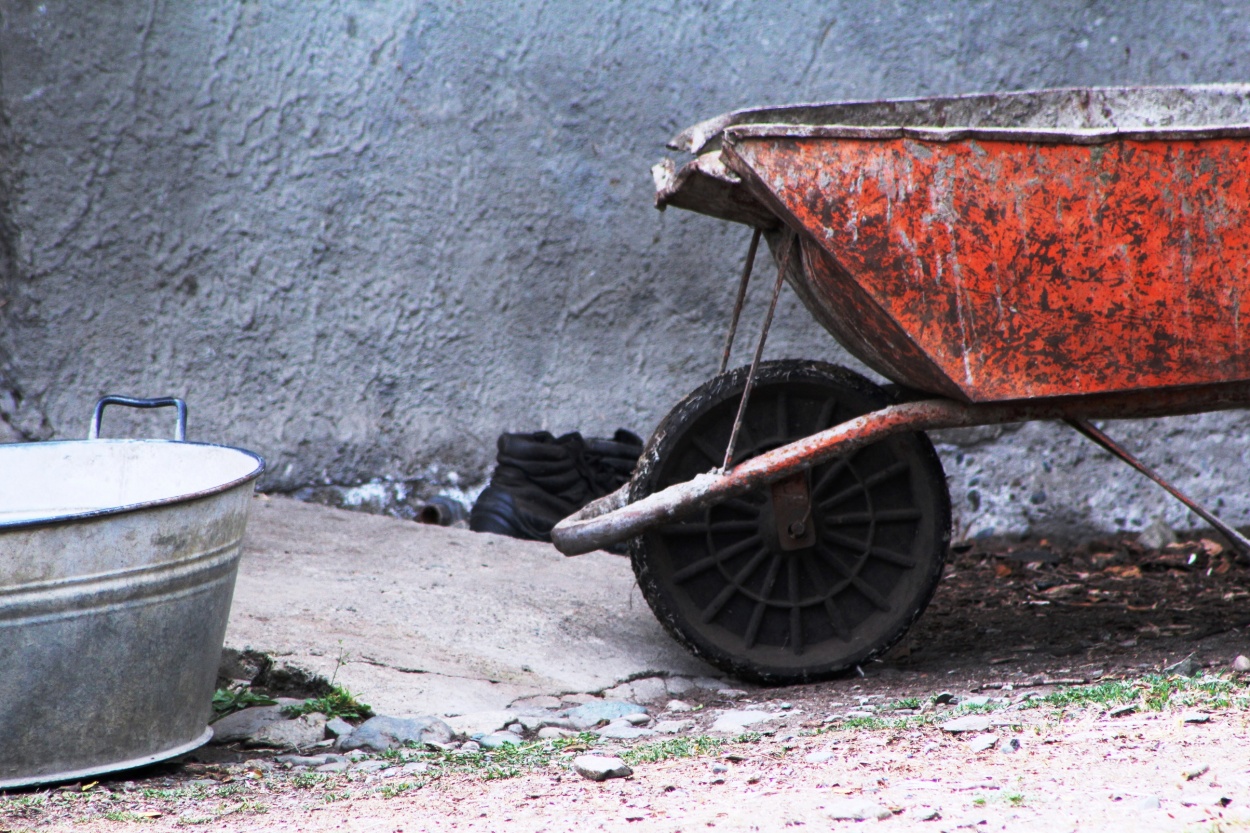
[5,533,1250,832]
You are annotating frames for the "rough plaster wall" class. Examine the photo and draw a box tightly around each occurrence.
[0,34,36,445]
[1,1,1249,540]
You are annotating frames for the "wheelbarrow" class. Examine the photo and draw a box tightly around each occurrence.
[552,84,1250,684]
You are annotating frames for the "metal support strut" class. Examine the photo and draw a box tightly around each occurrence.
[721,230,797,471]
[719,228,762,375]
[1065,418,1250,559]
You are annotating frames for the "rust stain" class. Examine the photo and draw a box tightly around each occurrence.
[724,134,1250,401]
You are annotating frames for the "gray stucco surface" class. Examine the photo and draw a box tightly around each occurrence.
[2,1,1250,541]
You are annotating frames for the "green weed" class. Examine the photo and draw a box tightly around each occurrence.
[290,773,329,790]
[378,781,421,799]
[623,736,724,764]
[283,684,374,721]
[102,810,158,822]
[139,786,208,801]
[1025,674,1250,715]
[211,687,277,720]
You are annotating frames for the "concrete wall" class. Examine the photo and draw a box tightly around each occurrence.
[2,1,1250,540]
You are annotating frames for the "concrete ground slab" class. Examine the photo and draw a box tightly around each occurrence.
[225,496,719,718]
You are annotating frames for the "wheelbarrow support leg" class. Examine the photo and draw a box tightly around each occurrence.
[718,228,763,375]
[722,230,797,470]
[1064,418,1250,559]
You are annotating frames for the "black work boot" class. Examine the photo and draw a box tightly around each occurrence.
[470,429,642,547]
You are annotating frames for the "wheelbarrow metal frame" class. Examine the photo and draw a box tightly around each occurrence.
[552,380,1250,556]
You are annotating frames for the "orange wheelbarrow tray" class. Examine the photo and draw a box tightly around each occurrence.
[551,85,1250,683]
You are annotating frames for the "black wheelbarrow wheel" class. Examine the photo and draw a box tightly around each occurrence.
[629,360,951,684]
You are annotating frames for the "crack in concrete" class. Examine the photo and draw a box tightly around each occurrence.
[353,654,511,686]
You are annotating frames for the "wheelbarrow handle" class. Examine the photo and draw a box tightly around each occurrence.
[89,396,188,441]
[552,379,1250,556]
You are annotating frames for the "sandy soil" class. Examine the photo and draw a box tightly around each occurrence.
[5,535,1250,832]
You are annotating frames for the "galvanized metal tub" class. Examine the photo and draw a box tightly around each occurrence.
[0,397,264,789]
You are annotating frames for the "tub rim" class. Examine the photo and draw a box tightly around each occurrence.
[0,438,266,531]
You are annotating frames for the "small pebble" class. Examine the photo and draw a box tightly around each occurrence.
[710,763,728,774]
[275,754,331,767]
[999,737,1021,754]
[1181,712,1212,724]
[624,713,651,726]
[940,715,993,733]
[324,717,355,739]
[1163,656,1202,677]
[1136,796,1162,810]
[665,700,694,713]
[460,741,481,753]
[805,749,835,764]
[478,732,523,749]
[1234,655,1250,672]
[653,720,694,735]
[933,691,957,705]
[911,807,941,821]
[1109,704,1137,718]
[596,722,655,740]
[827,798,892,821]
[968,733,999,753]
[573,755,632,782]
[1182,763,1210,781]
[537,727,574,740]
[962,696,991,708]
[315,761,349,773]
[505,723,524,735]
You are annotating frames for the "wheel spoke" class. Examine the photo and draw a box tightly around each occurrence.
[690,435,724,467]
[799,553,851,640]
[660,520,758,535]
[710,520,760,534]
[866,546,918,568]
[788,557,804,655]
[816,545,892,611]
[851,575,892,612]
[824,530,869,554]
[700,546,771,623]
[811,451,856,499]
[743,555,783,649]
[824,508,921,526]
[823,596,852,641]
[822,531,918,569]
[671,535,761,582]
[817,461,911,510]
[815,395,838,430]
[720,497,763,516]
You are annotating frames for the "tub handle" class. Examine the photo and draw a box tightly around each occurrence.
[89,396,188,441]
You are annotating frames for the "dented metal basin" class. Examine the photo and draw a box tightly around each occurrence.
[0,415,263,788]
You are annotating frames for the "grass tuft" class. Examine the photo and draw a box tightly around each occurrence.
[211,687,277,720]
[282,685,374,721]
